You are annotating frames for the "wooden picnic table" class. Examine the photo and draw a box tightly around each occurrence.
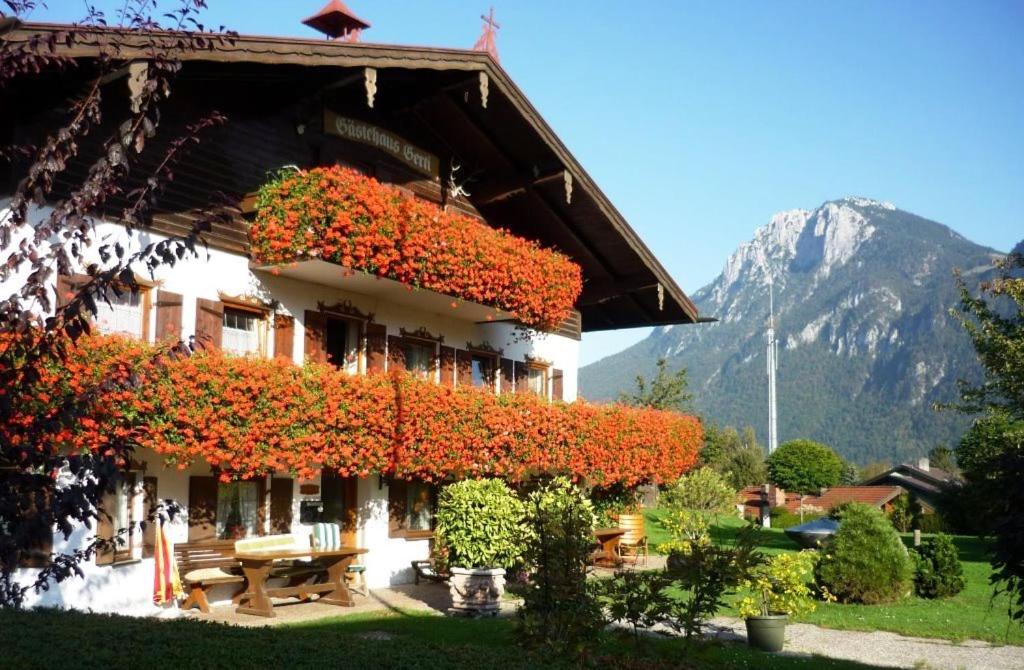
[234,547,368,618]
[593,527,626,567]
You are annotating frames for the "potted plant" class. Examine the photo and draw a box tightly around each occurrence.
[738,551,821,652]
[434,478,526,616]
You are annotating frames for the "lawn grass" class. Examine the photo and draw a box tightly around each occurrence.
[0,607,891,670]
[644,507,1024,645]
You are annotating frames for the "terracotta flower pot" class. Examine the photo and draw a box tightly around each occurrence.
[745,614,787,652]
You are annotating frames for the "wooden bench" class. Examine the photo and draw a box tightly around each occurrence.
[411,559,448,585]
[175,540,244,614]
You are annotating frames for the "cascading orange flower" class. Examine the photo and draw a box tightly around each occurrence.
[250,166,584,332]
[5,335,702,486]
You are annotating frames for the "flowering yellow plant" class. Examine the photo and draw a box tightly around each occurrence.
[738,551,829,618]
[655,508,710,555]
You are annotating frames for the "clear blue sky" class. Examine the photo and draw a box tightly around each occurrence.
[31,1,1024,365]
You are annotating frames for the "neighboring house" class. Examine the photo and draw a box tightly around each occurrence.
[738,485,904,519]
[1,17,700,614]
[860,458,958,512]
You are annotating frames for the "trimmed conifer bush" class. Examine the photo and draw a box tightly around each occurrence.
[816,503,913,604]
[912,533,965,599]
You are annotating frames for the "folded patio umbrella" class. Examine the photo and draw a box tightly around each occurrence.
[153,513,184,605]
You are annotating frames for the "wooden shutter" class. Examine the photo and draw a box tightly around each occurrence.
[455,349,473,387]
[194,298,223,350]
[387,335,406,371]
[154,290,183,343]
[322,471,359,545]
[18,481,53,568]
[142,476,158,559]
[439,346,455,388]
[187,476,218,542]
[269,477,293,534]
[366,323,387,373]
[274,314,295,362]
[95,487,116,566]
[387,479,408,538]
[552,368,564,401]
[303,310,327,364]
[514,361,530,395]
[499,358,515,394]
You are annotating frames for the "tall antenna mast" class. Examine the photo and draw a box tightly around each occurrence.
[766,279,779,454]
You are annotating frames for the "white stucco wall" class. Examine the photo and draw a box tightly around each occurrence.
[4,204,579,613]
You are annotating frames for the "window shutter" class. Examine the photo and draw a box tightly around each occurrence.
[274,314,295,362]
[142,476,158,558]
[552,368,564,401]
[387,335,406,371]
[20,487,53,569]
[303,310,327,364]
[95,487,116,565]
[269,477,293,534]
[387,479,408,538]
[366,323,387,372]
[514,361,529,395]
[155,290,183,343]
[499,358,515,393]
[194,299,223,350]
[187,476,218,542]
[455,349,473,387]
[439,346,455,388]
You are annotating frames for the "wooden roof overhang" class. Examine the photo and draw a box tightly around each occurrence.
[1,22,699,331]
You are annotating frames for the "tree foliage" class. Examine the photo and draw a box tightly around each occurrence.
[618,357,692,412]
[950,250,1024,624]
[0,0,233,608]
[699,424,767,489]
[765,439,844,495]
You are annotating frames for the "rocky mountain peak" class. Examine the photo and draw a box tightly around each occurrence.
[581,199,996,464]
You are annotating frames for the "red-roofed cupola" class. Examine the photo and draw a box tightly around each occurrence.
[302,0,370,41]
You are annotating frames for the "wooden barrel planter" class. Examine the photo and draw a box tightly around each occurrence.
[611,513,645,544]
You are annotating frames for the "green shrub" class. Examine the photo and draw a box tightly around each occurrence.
[769,509,823,530]
[434,478,526,570]
[517,477,603,658]
[916,512,947,534]
[661,467,736,518]
[912,533,965,599]
[665,523,763,639]
[816,503,913,604]
[595,570,673,644]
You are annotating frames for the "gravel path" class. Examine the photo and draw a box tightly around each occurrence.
[701,617,1024,670]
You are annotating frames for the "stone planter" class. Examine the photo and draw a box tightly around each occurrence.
[448,566,505,616]
[745,614,787,652]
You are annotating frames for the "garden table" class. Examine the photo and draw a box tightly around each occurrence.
[234,546,368,618]
[592,527,626,567]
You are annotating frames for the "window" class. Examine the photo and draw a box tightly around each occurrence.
[471,354,496,389]
[93,286,147,339]
[527,364,548,398]
[388,479,437,539]
[216,481,261,540]
[98,470,140,565]
[401,340,435,379]
[325,317,360,373]
[222,306,264,356]
[406,482,435,532]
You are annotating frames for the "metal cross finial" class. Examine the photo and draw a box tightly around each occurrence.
[473,7,501,62]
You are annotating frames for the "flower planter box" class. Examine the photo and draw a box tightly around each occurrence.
[448,567,505,616]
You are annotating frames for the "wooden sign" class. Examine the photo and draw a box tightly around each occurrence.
[324,109,439,179]
[299,484,320,495]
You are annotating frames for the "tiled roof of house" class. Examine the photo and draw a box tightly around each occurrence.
[782,486,904,513]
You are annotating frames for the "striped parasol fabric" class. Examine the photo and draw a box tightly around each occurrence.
[152,513,183,605]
